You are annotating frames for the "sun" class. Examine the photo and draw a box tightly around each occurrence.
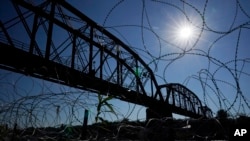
[169,21,199,49]
[163,16,201,50]
[178,25,194,40]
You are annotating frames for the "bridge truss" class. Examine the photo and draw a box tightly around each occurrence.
[0,0,212,119]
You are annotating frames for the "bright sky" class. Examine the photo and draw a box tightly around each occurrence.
[0,0,250,127]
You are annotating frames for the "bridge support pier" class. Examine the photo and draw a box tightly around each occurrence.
[146,107,172,121]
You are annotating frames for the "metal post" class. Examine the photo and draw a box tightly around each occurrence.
[81,109,89,139]
[116,45,121,85]
[89,27,93,75]
[45,1,56,60]
[30,14,38,54]
[100,46,103,79]
[71,34,76,69]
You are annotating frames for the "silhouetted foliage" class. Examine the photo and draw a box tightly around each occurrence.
[216,109,228,120]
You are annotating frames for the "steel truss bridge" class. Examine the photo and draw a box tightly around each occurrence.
[0,0,212,119]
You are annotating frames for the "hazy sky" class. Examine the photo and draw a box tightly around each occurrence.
[0,0,250,126]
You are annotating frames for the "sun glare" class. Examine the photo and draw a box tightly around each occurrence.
[163,15,202,50]
[178,25,193,39]
[167,21,199,49]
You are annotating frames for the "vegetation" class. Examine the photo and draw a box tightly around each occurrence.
[1,113,249,140]
[95,94,117,123]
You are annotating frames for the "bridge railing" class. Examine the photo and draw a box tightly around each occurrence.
[0,34,29,51]
[0,32,144,96]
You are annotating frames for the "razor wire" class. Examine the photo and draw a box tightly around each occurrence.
[0,0,250,140]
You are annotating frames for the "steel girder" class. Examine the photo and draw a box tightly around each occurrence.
[157,83,213,118]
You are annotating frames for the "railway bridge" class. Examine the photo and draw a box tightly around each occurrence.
[0,0,212,119]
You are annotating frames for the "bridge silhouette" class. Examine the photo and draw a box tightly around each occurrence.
[0,0,212,119]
